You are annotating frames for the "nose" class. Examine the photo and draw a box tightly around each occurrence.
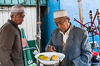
[22,17,24,21]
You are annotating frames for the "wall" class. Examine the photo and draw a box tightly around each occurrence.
[0,0,46,6]
[41,0,60,51]
[0,6,36,41]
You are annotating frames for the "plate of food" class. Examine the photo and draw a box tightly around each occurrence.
[35,52,65,65]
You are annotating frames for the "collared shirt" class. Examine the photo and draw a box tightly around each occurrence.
[60,26,71,44]
[60,27,71,66]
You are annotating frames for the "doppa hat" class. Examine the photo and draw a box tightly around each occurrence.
[11,5,24,13]
[54,10,68,19]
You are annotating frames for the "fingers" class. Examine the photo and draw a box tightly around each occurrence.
[48,46,56,52]
[53,47,56,51]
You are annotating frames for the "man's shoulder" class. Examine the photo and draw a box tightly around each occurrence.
[73,26,88,37]
[73,26,86,33]
[0,22,14,32]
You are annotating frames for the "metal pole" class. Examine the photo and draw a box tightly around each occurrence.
[36,0,41,65]
[78,0,84,29]
[89,10,94,45]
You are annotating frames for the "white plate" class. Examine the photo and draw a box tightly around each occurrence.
[35,52,65,65]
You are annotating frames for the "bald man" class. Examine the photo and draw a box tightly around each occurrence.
[0,5,25,66]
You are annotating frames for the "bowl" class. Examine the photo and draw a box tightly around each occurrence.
[35,52,65,65]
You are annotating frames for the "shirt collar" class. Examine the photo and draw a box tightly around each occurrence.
[8,19,20,31]
[8,19,18,27]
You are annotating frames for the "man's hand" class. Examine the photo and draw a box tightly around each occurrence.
[48,45,56,52]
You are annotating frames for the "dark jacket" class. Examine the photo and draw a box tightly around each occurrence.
[0,20,24,66]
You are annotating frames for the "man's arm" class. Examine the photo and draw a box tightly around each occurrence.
[72,31,92,66]
[45,36,53,51]
[45,33,56,52]
[0,26,15,66]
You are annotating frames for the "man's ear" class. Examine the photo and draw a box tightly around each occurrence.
[11,15,13,18]
[65,19,68,22]
[11,14,16,18]
[67,17,70,22]
[65,19,69,22]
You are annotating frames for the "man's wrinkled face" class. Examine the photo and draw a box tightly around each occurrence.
[54,17,70,33]
[12,12,25,25]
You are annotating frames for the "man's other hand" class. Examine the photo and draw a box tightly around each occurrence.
[48,45,56,52]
